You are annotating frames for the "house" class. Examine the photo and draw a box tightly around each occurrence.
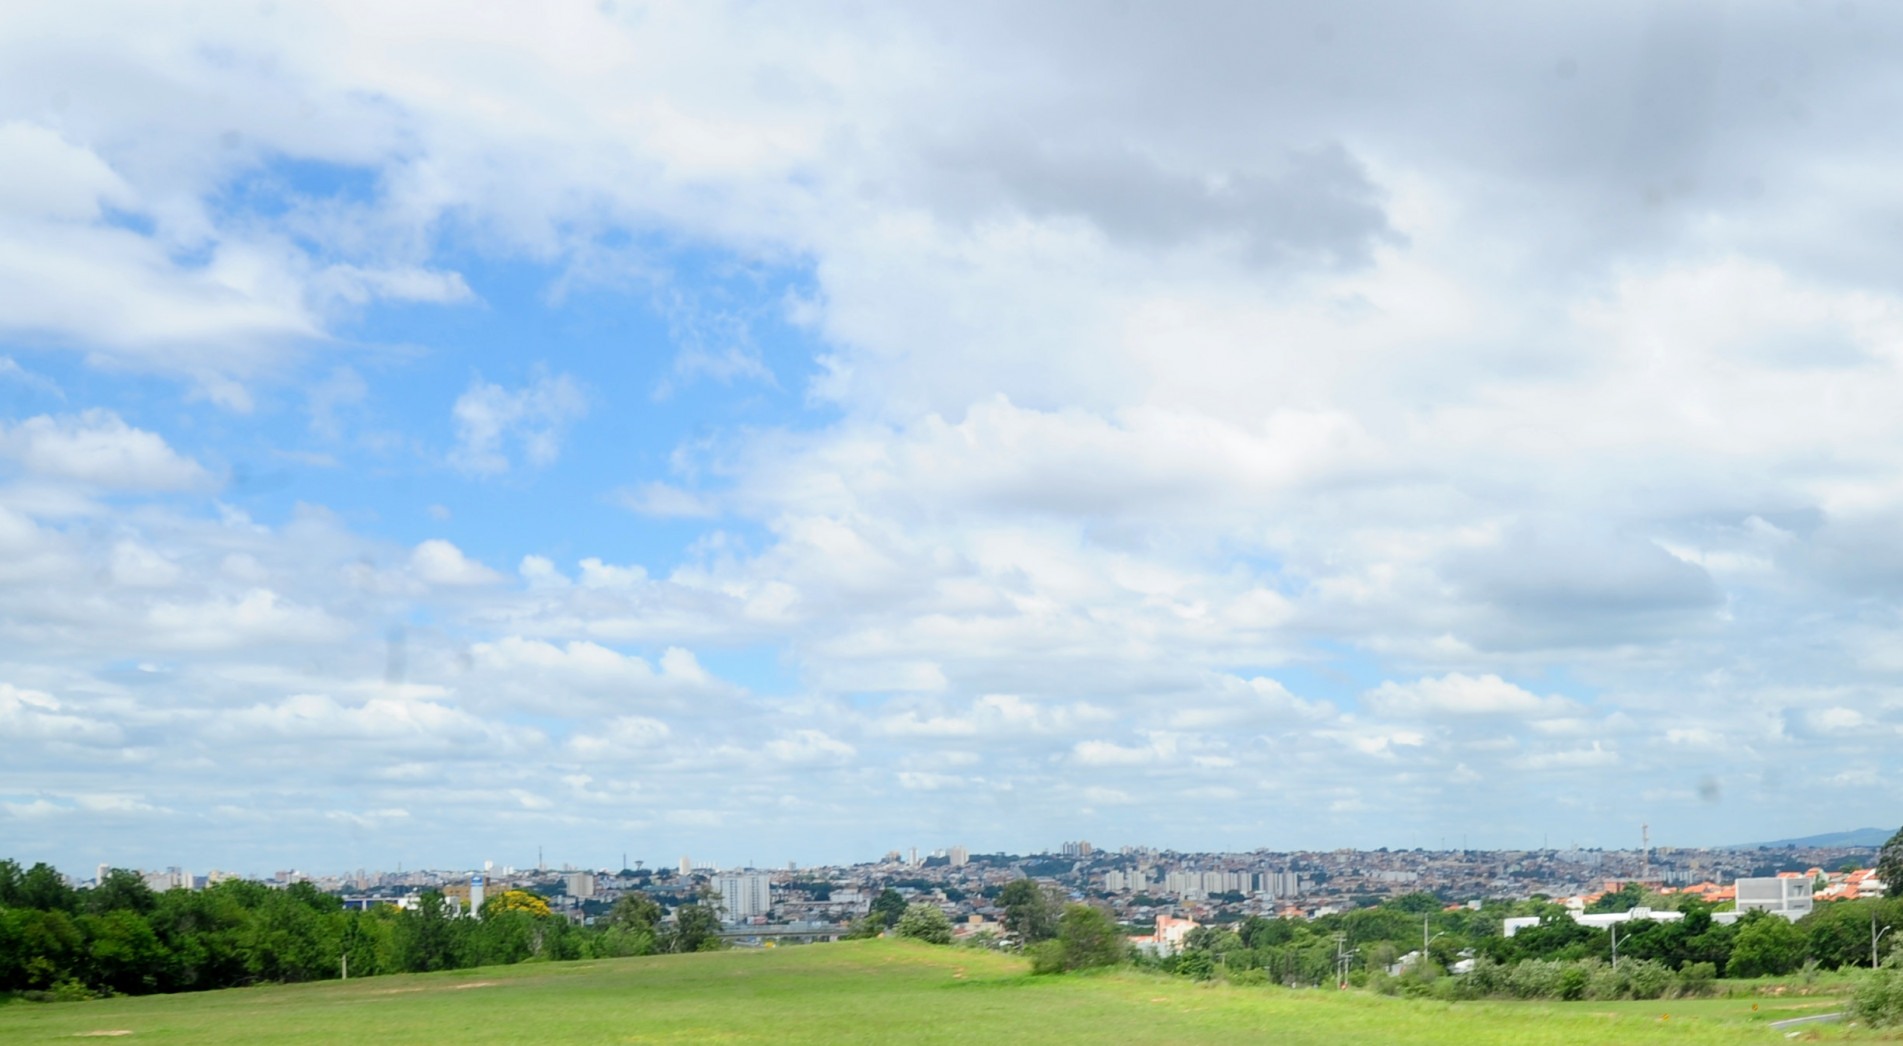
[1129,914,1198,957]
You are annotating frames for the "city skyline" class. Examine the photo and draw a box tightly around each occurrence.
[6,3,1903,872]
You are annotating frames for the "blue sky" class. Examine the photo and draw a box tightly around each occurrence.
[3,0,1902,877]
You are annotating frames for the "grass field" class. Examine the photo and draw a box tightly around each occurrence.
[0,940,1876,1044]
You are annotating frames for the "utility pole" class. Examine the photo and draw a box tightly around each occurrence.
[1876,914,1893,970]
[1610,924,1621,971]
[1334,931,1349,988]
[341,951,348,980]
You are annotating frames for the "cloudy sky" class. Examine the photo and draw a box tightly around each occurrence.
[4,0,1901,875]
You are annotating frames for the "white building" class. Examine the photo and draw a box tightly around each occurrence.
[1262,870,1302,898]
[1503,906,1684,937]
[948,846,969,868]
[713,870,773,922]
[1734,877,1814,921]
[564,872,597,899]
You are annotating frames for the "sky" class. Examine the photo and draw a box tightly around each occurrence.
[4,0,1902,876]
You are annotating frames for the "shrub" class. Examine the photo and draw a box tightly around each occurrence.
[1052,904,1129,973]
[895,903,952,946]
[1854,959,1903,1028]
[1026,940,1065,975]
[1223,966,1268,987]
[1676,962,1717,998]
[1624,959,1673,1001]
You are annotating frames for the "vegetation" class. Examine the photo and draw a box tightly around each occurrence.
[1879,826,1903,903]
[895,902,953,945]
[0,938,1835,1045]
[0,859,694,999]
[1028,904,1129,974]
[6,860,1898,1010]
[1853,954,1903,1028]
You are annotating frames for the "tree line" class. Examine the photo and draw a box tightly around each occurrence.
[0,861,722,1000]
[982,873,1903,994]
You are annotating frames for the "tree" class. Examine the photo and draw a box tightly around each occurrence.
[19,862,77,913]
[1585,881,1646,914]
[86,869,158,916]
[662,901,723,953]
[598,893,661,957]
[998,879,1062,945]
[869,888,907,929]
[896,902,953,945]
[1050,903,1128,972]
[1728,911,1807,978]
[80,909,167,994]
[481,890,553,919]
[1879,825,1903,897]
[394,891,461,973]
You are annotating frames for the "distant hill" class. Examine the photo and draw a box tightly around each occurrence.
[1728,827,1894,849]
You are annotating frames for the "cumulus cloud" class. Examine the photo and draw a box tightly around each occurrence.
[17,0,1903,866]
[0,410,210,490]
[409,539,502,586]
[449,370,588,475]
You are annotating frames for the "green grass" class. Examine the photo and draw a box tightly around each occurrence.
[0,941,1875,1044]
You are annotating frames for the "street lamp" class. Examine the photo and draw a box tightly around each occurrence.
[1610,923,1621,971]
[1876,915,1894,970]
[1422,914,1447,971]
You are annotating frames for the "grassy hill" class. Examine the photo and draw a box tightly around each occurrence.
[0,939,1857,1044]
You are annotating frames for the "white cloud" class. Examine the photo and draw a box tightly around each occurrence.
[0,410,210,490]
[1364,674,1577,719]
[409,539,502,586]
[449,370,587,475]
[15,1,1903,866]
[763,729,855,766]
[0,683,121,745]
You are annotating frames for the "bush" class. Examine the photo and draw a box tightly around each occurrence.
[1175,949,1215,981]
[1676,962,1717,998]
[895,903,952,946]
[1223,966,1268,987]
[1026,941,1065,975]
[1854,959,1903,1028]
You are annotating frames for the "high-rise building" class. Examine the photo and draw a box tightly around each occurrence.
[564,871,596,899]
[680,856,693,876]
[949,846,969,867]
[713,870,773,922]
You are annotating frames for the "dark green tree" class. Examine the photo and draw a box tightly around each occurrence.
[80,909,168,994]
[19,862,77,913]
[86,869,159,916]
[394,891,461,973]
[663,901,724,953]
[1728,911,1807,978]
[1585,881,1646,914]
[1051,903,1128,971]
[598,893,661,956]
[1878,826,1903,899]
[998,879,1062,944]
[869,888,907,929]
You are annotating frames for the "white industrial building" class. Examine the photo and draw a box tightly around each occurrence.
[1733,876,1814,921]
[1504,906,1685,937]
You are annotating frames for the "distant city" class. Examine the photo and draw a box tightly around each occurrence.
[57,832,1889,941]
